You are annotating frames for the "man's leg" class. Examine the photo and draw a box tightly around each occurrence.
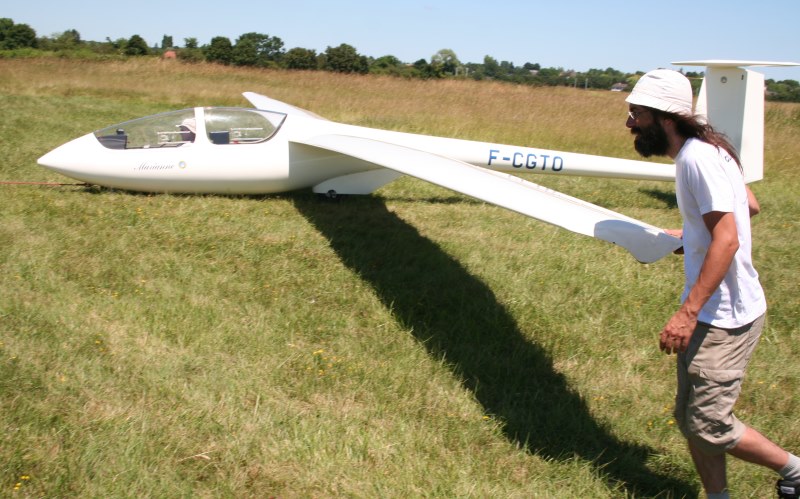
[699,426,800,498]
[689,439,727,494]
[728,426,788,470]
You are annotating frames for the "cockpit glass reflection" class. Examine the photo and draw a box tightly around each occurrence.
[204,108,284,144]
[93,108,286,150]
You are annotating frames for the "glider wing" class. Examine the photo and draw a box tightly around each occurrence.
[296,134,682,263]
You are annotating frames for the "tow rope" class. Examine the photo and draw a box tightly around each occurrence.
[1,181,88,187]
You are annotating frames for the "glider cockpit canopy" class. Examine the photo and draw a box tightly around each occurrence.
[94,108,287,150]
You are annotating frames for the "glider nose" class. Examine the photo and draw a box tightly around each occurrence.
[37,133,102,181]
[37,147,64,171]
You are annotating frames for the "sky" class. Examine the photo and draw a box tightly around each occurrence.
[4,0,800,80]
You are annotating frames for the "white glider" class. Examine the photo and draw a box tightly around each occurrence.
[38,61,794,263]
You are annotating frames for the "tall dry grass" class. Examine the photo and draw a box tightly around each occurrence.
[3,58,638,154]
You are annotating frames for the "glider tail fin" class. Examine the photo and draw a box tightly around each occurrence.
[674,60,799,183]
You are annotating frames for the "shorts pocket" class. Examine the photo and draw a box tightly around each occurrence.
[687,368,744,427]
[697,369,742,383]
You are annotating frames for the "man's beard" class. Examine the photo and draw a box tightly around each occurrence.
[632,121,670,158]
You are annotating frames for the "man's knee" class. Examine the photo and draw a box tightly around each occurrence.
[676,410,745,455]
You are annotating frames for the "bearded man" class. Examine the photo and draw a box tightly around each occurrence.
[625,69,799,499]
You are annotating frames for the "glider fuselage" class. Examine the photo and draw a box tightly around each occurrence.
[38,105,674,195]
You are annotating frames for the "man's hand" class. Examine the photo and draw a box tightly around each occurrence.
[664,228,684,254]
[660,308,697,354]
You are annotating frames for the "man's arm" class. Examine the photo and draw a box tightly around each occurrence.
[659,211,739,354]
[746,185,760,217]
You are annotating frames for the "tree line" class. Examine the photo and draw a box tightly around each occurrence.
[2,18,799,102]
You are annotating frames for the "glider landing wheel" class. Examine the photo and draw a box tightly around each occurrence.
[325,190,346,201]
[318,190,347,202]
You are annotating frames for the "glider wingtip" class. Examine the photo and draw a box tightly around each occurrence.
[595,221,683,264]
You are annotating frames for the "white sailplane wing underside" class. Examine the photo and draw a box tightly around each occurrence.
[296,134,682,263]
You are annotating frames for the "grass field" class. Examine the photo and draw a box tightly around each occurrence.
[1,58,799,497]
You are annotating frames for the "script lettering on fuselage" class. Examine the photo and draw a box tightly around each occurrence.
[135,161,177,171]
[487,149,564,172]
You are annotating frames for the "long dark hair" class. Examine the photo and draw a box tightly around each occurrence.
[656,110,743,171]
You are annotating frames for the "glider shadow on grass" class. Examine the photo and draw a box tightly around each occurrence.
[294,193,694,497]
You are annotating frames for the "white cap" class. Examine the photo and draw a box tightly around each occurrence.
[626,69,693,117]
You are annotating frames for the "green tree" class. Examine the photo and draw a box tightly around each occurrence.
[0,20,37,49]
[161,35,173,50]
[413,58,434,78]
[231,36,258,66]
[482,55,500,79]
[124,34,149,56]
[372,55,401,69]
[283,47,318,70]
[96,37,126,55]
[431,49,460,76]
[583,69,607,89]
[232,32,284,67]
[177,37,203,62]
[204,36,233,65]
[537,67,565,86]
[38,29,81,51]
[369,55,414,76]
[59,29,81,47]
[767,79,800,102]
[324,44,368,74]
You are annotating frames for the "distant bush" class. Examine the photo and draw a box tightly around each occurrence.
[767,79,800,102]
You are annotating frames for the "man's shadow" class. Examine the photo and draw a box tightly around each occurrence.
[293,193,693,497]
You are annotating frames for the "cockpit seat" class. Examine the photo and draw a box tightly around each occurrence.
[210,131,230,145]
[97,133,128,150]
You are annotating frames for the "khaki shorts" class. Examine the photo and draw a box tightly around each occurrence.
[673,314,765,455]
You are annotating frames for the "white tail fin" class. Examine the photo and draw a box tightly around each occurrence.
[673,60,799,183]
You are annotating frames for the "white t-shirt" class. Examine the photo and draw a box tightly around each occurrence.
[674,138,766,328]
